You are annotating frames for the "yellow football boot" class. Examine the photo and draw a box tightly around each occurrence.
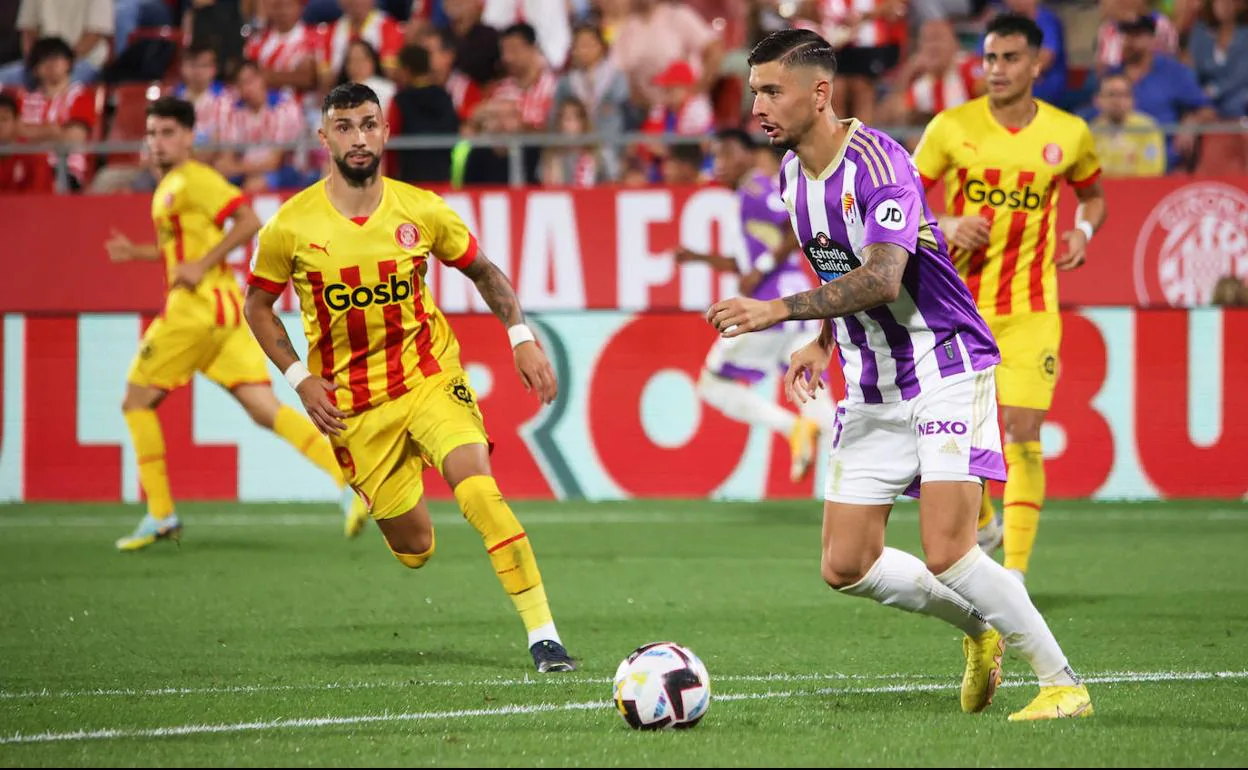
[961,626,1005,713]
[1009,684,1094,721]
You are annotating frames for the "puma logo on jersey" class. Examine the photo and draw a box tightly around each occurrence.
[309,242,331,257]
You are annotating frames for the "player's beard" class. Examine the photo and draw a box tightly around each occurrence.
[334,150,381,187]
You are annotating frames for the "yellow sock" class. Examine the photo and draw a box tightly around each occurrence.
[1003,441,1045,574]
[454,475,553,633]
[273,405,344,486]
[124,408,174,519]
[978,489,995,530]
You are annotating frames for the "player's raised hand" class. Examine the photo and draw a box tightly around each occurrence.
[784,340,832,404]
[105,229,135,262]
[296,377,347,436]
[1056,228,1088,270]
[172,260,210,290]
[515,341,558,406]
[948,215,992,252]
[707,296,786,337]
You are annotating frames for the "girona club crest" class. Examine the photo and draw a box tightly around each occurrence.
[1133,182,1248,306]
[1042,143,1063,165]
[395,222,420,249]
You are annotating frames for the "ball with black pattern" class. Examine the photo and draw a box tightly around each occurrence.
[612,641,711,730]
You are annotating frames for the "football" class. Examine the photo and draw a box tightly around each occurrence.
[612,642,711,730]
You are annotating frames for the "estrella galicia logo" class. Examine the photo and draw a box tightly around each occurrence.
[446,377,475,407]
[803,232,861,279]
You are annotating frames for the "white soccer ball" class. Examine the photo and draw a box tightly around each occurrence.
[612,641,711,730]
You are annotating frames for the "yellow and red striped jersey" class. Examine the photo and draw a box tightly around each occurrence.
[913,97,1101,316]
[151,159,248,324]
[248,178,478,415]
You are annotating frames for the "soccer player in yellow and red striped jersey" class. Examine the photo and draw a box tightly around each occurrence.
[914,13,1107,582]
[107,97,364,552]
[243,82,576,673]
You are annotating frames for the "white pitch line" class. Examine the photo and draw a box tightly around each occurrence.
[0,672,946,701]
[0,507,1244,529]
[1,671,1244,746]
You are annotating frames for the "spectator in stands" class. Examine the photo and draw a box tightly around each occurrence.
[995,0,1066,106]
[612,0,723,113]
[185,0,248,81]
[820,0,909,125]
[419,27,482,121]
[1089,73,1166,176]
[641,60,714,136]
[1097,0,1179,75]
[482,0,572,70]
[0,0,115,86]
[494,23,557,131]
[661,142,703,185]
[16,37,98,190]
[590,0,631,43]
[246,0,321,93]
[541,98,606,186]
[215,59,308,191]
[461,95,522,185]
[170,42,232,154]
[443,0,503,86]
[338,39,396,111]
[318,0,405,90]
[387,43,459,183]
[880,18,982,127]
[1187,0,1248,118]
[553,23,630,175]
[1108,14,1216,168]
[1211,274,1248,305]
[0,90,53,192]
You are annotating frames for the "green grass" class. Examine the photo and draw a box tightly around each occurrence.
[1,499,1246,767]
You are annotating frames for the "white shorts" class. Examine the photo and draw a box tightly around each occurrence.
[823,367,1007,506]
[704,320,822,384]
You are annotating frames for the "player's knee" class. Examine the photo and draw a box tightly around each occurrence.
[390,531,435,569]
[821,557,867,590]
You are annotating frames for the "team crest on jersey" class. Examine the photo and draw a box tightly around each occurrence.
[842,193,855,216]
[395,222,420,249]
[1043,143,1063,166]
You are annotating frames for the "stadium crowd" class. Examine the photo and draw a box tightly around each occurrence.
[1,0,1247,193]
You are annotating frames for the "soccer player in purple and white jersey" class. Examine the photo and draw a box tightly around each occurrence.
[676,128,834,483]
[707,28,1092,722]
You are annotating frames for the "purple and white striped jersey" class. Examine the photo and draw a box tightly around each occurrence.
[734,170,812,301]
[778,119,999,404]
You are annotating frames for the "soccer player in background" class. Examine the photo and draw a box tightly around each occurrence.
[675,127,832,483]
[243,83,576,673]
[708,28,1092,721]
[913,13,1107,581]
[107,97,368,552]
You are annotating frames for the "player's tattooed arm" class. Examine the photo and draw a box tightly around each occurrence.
[781,242,908,320]
[461,254,525,327]
[244,284,300,371]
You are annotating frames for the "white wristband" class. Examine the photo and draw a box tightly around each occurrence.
[1076,220,1095,241]
[754,252,777,274]
[508,324,536,349]
[283,361,312,391]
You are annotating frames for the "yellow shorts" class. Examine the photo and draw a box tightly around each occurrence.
[331,369,489,520]
[127,288,271,392]
[987,312,1062,411]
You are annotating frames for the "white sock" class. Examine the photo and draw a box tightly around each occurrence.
[838,547,990,638]
[936,547,1079,687]
[527,622,561,648]
[697,373,796,435]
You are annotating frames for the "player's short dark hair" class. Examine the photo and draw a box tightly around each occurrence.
[501,22,538,47]
[398,44,430,77]
[985,12,1045,50]
[715,127,756,151]
[146,96,196,129]
[27,36,75,72]
[183,41,217,62]
[669,142,704,166]
[323,81,381,114]
[747,28,837,76]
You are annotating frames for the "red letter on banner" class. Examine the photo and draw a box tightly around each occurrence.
[1044,311,1114,498]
